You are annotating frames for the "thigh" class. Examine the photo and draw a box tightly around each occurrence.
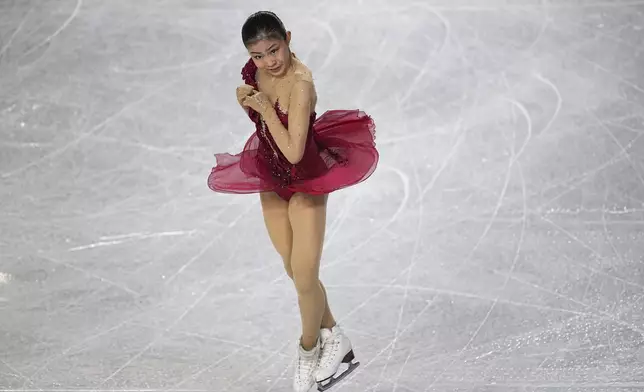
[287,193,328,282]
[259,191,293,265]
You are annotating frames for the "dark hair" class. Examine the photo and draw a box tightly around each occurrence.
[241,11,287,47]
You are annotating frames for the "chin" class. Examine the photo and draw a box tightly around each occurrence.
[269,66,285,76]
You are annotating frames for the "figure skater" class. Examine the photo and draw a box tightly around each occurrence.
[207,11,378,391]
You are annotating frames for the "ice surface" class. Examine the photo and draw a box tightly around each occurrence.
[1,0,644,391]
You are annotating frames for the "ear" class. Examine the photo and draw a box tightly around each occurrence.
[285,31,292,45]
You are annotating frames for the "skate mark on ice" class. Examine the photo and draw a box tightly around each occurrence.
[589,108,644,186]
[601,196,622,290]
[113,38,239,75]
[442,97,532,285]
[163,199,257,284]
[398,4,450,106]
[39,254,140,296]
[368,145,473,389]
[372,166,426,391]
[542,217,644,291]
[537,132,644,211]
[334,300,437,391]
[23,313,149,389]
[230,340,292,391]
[126,322,287,359]
[173,347,243,388]
[501,273,644,337]
[330,285,591,391]
[583,57,644,95]
[328,283,591,316]
[450,276,644,367]
[264,354,294,392]
[0,357,38,390]
[533,73,562,136]
[1,16,238,179]
[0,78,181,179]
[68,230,197,251]
[307,17,339,73]
[418,118,465,202]
[15,0,82,62]
[89,134,213,165]
[323,164,410,269]
[422,97,532,391]
[523,9,551,53]
[423,169,526,390]
[600,191,640,317]
[0,6,33,59]
[126,197,242,276]
[99,245,241,385]
[354,35,390,104]
[325,192,361,249]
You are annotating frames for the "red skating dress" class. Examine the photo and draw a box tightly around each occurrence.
[207,59,379,201]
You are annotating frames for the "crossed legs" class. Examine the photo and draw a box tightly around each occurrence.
[260,191,336,350]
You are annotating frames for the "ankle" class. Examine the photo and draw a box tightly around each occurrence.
[300,336,318,351]
[321,320,336,330]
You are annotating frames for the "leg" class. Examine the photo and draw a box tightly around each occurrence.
[288,193,328,350]
[263,190,336,329]
[259,192,293,277]
[319,281,336,329]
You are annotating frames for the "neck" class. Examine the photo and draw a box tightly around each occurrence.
[270,54,295,80]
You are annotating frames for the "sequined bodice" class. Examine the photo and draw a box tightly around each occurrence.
[254,99,316,158]
[241,58,325,186]
[252,100,320,185]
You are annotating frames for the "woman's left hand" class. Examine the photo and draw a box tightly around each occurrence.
[242,91,272,116]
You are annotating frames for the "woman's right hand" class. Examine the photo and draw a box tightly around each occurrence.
[236,84,256,106]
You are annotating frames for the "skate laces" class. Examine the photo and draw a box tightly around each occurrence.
[296,344,318,377]
[319,332,341,367]
[297,354,316,376]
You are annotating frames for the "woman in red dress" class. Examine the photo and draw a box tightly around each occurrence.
[208,11,378,391]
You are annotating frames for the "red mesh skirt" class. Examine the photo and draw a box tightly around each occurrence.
[207,109,378,200]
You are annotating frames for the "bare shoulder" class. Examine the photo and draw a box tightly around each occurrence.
[292,61,316,101]
[293,69,313,84]
[292,58,314,84]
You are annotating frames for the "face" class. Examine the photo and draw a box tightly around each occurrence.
[247,32,292,77]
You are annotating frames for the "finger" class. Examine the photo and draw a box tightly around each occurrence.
[238,88,252,96]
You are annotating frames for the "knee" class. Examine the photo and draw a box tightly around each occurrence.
[292,267,318,295]
[283,261,294,280]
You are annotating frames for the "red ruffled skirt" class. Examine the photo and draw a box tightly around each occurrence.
[208,109,378,201]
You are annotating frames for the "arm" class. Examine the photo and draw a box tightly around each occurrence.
[262,80,314,164]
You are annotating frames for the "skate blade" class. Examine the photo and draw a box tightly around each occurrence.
[316,361,360,391]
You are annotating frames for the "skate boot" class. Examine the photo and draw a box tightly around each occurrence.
[316,325,360,391]
[293,338,320,392]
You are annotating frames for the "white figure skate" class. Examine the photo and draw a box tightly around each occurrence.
[316,325,360,391]
[293,338,321,392]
